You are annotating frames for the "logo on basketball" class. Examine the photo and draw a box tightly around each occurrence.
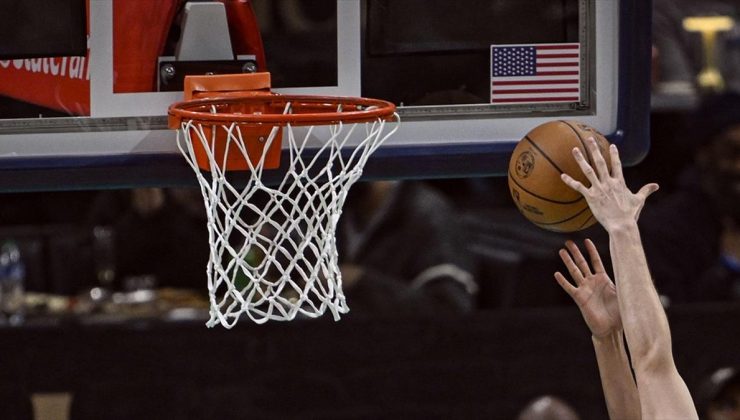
[515,151,535,178]
[523,203,544,215]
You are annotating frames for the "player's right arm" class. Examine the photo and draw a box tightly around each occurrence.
[561,138,698,420]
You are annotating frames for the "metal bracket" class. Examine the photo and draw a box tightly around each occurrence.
[158,1,257,91]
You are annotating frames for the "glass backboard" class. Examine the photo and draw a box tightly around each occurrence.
[0,0,651,191]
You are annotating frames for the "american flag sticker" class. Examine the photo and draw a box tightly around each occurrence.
[490,43,581,104]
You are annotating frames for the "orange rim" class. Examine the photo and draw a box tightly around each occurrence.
[168,94,397,128]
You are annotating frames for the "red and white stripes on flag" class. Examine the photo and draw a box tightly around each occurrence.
[490,43,581,104]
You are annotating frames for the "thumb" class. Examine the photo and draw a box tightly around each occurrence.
[634,183,659,221]
[636,183,659,201]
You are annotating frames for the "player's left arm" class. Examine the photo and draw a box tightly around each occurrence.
[555,239,641,420]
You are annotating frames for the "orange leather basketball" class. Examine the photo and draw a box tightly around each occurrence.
[508,120,611,232]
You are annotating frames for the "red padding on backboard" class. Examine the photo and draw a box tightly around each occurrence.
[0,0,266,115]
[219,0,268,72]
[0,0,91,115]
[113,0,180,93]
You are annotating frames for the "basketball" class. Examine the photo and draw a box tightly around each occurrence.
[508,120,612,233]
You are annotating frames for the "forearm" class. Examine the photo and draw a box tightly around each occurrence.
[593,331,641,420]
[608,222,673,370]
[562,139,697,417]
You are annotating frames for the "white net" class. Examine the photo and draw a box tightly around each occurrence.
[175,104,399,327]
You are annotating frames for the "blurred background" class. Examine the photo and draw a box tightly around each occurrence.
[1,0,740,419]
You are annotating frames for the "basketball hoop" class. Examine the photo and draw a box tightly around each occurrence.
[168,82,398,328]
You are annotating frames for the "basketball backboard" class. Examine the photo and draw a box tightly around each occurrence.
[0,0,651,191]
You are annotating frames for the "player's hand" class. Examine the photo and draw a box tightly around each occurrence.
[560,137,658,232]
[555,239,621,338]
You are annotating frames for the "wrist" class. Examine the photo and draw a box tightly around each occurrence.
[605,220,640,236]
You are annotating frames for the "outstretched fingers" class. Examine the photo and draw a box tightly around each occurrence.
[561,173,588,196]
[587,137,610,181]
[608,144,623,180]
[584,239,606,274]
[571,146,599,187]
[565,240,592,278]
[554,271,578,297]
[558,248,582,281]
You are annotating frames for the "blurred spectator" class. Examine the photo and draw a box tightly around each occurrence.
[640,93,740,302]
[338,181,478,316]
[696,366,740,420]
[517,395,580,420]
[86,181,477,316]
[88,187,209,291]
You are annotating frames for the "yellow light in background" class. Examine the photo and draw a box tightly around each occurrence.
[682,15,735,93]
[682,16,735,32]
